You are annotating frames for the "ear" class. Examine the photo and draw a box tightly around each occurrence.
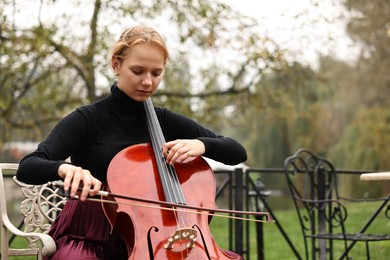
[112,58,120,75]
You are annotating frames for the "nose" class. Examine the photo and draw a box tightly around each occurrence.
[141,73,152,87]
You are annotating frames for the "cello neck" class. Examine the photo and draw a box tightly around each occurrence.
[144,98,166,150]
[144,98,187,205]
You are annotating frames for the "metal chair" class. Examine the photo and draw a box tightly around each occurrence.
[0,163,66,259]
[283,148,390,260]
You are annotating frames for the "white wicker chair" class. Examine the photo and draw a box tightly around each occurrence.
[0,163,67,259]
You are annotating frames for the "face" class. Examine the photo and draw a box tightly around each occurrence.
[112,43,165,102]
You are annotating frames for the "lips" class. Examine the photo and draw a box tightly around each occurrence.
[137,89,151,94]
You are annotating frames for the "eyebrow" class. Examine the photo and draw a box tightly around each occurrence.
[130,65,163,71]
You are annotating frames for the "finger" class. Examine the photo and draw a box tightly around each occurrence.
[178,150,193,163]
[169,147,190,165]
[89,179,102,197]
[62,167,74,192]
[70,167,83,198]
[163,145,174,158]
[162,140,180,157]
[79,171,92,201]
[166,145,182,164]
[162,144,170,157]
[165,146,176,163]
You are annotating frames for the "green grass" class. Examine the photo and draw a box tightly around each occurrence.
[3,202,390,259]
[210,200,389,259]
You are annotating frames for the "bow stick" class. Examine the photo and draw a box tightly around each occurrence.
[53,183,274,223]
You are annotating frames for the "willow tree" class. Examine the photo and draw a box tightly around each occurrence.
[0,0,286,145]
[317,0,390,197]
[327,1,390,170]
[345,0,390,107]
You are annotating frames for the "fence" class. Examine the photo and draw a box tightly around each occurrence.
[2,166,388,260]
[213,167,388,259]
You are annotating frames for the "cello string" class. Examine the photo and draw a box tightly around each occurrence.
[146,101,198,233]
[146,99,219,258]
[145,98,189,248]
[145,100,182,249]
[145,99,182,205]
[146,101,194,255]
[145,99,180,211]
[145,99,182,212]
[145,99,206,231]
[145,104,169,198]
[147,98,186,205]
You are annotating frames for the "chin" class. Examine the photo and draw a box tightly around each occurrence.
[133,96,149,102]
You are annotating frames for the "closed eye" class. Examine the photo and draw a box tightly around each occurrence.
[152,70,163,77]
[131,68,142,75]
[130,67,162,77]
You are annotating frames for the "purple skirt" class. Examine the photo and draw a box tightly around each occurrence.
[45,200,243,260]
[45,200,127,260]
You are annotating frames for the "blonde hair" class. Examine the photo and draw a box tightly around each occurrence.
[110,26,169,65]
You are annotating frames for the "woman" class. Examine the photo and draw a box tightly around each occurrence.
[17,25,247,259]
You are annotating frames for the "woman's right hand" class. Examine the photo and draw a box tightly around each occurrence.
[58,164,102,201]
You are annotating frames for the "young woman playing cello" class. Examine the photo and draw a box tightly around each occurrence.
[16,25,247,259]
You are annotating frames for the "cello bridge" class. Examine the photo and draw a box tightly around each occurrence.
[164,228,197,249]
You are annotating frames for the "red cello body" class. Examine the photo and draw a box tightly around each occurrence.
[102,143,241,259]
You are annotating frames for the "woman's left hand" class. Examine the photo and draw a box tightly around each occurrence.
[162,139,205,165]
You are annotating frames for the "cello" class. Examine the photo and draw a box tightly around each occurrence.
[102,97,243,259]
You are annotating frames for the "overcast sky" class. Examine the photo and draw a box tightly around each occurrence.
[5,0,359,68]
[219,0,359,66]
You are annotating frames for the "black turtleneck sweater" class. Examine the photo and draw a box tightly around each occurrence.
[17,84,247,184]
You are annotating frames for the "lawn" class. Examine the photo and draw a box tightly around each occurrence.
[210,200,389,259]
[3,201,389,259]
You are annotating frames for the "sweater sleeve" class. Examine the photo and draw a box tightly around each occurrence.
[159,109,247,165]
[198,136,247,165]
[16,109,89,184]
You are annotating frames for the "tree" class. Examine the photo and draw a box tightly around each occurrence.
[345,0,390,106]
[0,0,286,143]
[326,0,390,171]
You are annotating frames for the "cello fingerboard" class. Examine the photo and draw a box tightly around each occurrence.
[144,98,187,205]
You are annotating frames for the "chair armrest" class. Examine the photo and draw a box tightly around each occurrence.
[1,211,56,256]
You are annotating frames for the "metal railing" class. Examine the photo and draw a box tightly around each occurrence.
[3,166,388,260]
